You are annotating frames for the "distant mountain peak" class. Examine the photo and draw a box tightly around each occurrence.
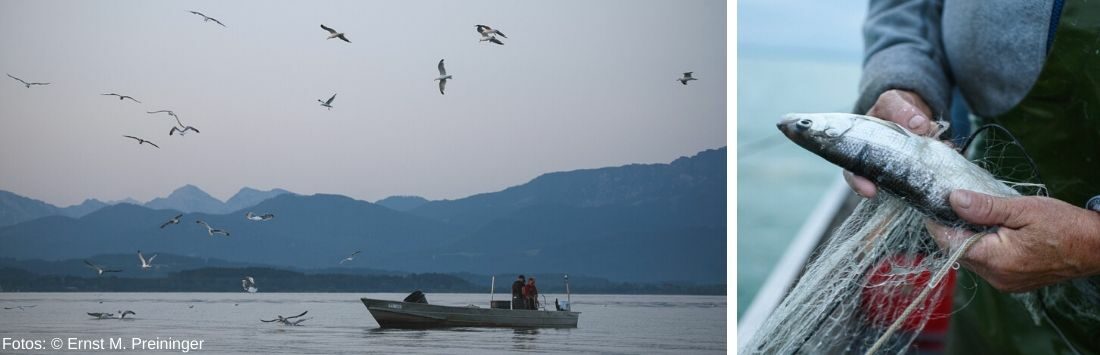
[375,195,430,212]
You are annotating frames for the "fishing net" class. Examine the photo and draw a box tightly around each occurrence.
[742,122,1053,354]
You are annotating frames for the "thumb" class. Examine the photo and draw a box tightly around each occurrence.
[949,189,1026,228]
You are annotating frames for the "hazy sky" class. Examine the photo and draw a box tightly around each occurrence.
[0,0,726,206]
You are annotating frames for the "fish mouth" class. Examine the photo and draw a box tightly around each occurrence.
[776,115,802,139]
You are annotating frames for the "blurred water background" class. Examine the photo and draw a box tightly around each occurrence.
[736,0,867,316]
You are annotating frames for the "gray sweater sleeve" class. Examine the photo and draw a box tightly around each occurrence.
[856,0,951,118]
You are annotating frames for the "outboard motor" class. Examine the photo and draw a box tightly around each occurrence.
[403,290,428,304]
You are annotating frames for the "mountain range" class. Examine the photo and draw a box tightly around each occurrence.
[0,186,291,227]
[0,147,726,284]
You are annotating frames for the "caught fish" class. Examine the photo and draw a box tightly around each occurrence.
[777,113,1019,228]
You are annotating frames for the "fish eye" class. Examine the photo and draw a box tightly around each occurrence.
[796,119,812,129]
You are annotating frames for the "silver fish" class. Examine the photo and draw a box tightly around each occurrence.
[777,113,1019,228]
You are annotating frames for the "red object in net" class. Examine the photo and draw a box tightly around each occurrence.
[860,254,956,333]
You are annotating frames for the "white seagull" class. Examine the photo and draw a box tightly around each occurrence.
[101,93,141,103]
[84,260,122,276]
[320,24,350,43]
[242,276,258,293]
[195,220,230,236]
[479,33,504,45]
[170,126,200,136]
[123,135,160,148]
[160,213,183,229]
[6,74,49,88]
[147,110,184,127]
[261,311,309,326]
[434,59,452,95]
[137,250,157,270]
[318,93,336,109]
[188,11,226,27]
[475,24,507,38]
[339,250,361,264]
[678,72,698,85]
[245,212,274,221]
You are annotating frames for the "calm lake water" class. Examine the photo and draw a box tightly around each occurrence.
[0,293,725,354]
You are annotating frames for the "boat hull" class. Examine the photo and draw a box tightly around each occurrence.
[361,298,580,329]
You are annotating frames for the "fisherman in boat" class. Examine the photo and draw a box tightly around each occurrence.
[524,277,539,310]
[511,275,526,310]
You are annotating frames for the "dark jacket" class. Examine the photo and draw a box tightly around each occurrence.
[511,280,525,298]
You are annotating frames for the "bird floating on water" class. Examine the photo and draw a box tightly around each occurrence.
[101,93,141,103]
[261,311,309,326]
[320,24,350,43]
[160,214,183,229]
[2,305,36,310]
[318,93,336,109]
[678,72,697,85]
[169,126,200,136]
[195,220,230,237]
[188,11,226,27]
[138,251,157,270]
[435,59,452,95]
[242,276,258,293]
[123,135,160,149]
[6,74,49,88]
[88,311,135,320]
[339,250,361,264]
[245,212,274,221]
[84,260,122,276]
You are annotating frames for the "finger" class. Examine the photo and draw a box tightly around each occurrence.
[867,90,934,136]
[843,170,877,198]
[949,190,1029,229]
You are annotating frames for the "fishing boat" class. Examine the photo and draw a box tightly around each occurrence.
[361,275,580,329]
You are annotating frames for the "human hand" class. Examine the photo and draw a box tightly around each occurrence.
[927,189,1100,293]
[844,89,936,198]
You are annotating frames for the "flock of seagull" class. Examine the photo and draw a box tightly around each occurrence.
[4,8,701,326]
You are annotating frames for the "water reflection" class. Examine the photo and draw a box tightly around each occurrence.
[512,328,540,351]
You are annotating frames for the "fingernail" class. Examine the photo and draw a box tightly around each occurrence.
[952,190,972,209]
[908,114,926,130]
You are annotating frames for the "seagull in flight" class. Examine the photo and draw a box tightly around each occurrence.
[261,311,309,326]
[339,250,361,264]
[678,72,698,85]
[123,135,160,148]
[318,93,336,109]
[479,33,504,45]
[137,251,157,270]
[147,110,184,126]
[245,212,274,221]
[434,59,452,95]
[195,220,230,236]
[170,126,200,136]
[101,93,141,103]
[242,276,258,293]
[6,74,49,88]
[119,310,136,319]
[2,305,36,310]
[161,214,183,229]
[84,260,122,276]
[188,11,226,27]
[475,25,507,38]
[320,24,350,43]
